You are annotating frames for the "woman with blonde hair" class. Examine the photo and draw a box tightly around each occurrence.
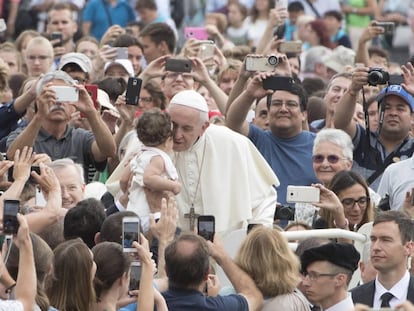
[235,227,310,311]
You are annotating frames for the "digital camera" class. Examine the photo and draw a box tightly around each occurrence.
[245,55,281,72]
[274,205,295,221]
[367,68,390,86]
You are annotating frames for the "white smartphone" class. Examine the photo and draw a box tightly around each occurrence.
[275,0,288,8]
[198,40,215,60]
[286,186,320,203]
[122,216,141,252]
[0,19,6,32]
[116,47,128,59]
[279,41,302,54]
[50,85,79,102]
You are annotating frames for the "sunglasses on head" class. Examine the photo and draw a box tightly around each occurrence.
[312,154,347,164]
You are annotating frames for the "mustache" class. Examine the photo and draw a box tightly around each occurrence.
[49,105,66,112]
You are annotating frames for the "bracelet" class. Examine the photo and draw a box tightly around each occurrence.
[333,218,349,229]
[5,283,16,294]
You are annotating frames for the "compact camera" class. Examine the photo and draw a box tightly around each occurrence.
[274,204,295,221]
[245,55,281,72]
[367,68,390,86]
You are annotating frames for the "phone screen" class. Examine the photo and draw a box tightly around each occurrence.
[122,218,140,251]
[197,216,215,242]
[129,262,142,291]
[3,200,19,234]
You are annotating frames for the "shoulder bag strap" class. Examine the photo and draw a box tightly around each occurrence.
[304,0,321,18]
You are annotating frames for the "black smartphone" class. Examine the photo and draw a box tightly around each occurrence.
[3,199,19,234]
[247,223,263,234]
[263,76,295,91]
[165,59,192,73]
[197,215,215,242]
[122,216,141,252]
[8,166,40,183]
[125,77,142,105]
[129,261,142,291]
[411,189,414,206]
[51,32,63,47]
[389,74,404,85]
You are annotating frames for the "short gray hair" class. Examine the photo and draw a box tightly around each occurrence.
[36,70,77,96]
[313,128,353,161]
[49,158,85,184]
[303,46,332,73]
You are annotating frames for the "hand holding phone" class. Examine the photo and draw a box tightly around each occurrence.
[197,215,215,242]
[3,200,20,234]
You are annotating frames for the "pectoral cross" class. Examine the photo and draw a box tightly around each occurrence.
[184,206,200,231]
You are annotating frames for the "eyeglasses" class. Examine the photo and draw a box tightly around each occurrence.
[26,55,51,62]
[164,72,193,80]
[341,196,369,208]
[139,96,153,103]
[312,154,347,164]
[271,101,300,109]
[302,271,338,282]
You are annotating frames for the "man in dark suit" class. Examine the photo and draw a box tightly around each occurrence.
[351,210,414,308]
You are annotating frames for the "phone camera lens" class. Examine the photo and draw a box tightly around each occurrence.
[267,56,279,66]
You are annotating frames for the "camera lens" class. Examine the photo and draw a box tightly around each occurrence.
[368,71,383,85]
[267,56,279,66]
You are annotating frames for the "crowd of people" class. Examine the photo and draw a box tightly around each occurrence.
[1,0,414,310]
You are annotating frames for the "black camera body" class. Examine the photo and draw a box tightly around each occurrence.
[274,205,295,221]
[368,68,390,86]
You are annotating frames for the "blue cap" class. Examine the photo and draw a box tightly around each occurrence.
[377,85,414,111]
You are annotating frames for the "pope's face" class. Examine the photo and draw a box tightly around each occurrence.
[168,104,209,152]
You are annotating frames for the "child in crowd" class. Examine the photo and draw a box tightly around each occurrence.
[123,109,181,232]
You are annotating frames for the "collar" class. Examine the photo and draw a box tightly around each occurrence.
[38,125,72,142]
[324,293,354,311]
[375,270,410,303]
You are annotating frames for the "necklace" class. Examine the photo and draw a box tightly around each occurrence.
[179,137,208,231]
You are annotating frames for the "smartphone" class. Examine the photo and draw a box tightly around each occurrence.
[375,22,395,34]
[8,166,40,183]
[411,189,414,206]
[245,55,280,72]
[129,261,142,290]
[197,215,215,242]
[116,47,128,59]
[125,78,142,106]
[198,40,215,60]
[50,85,79,102]
[262,76,294,91]
[85,84,98,109]
[247,223,262,234]
[0,19,6,32]
[185,27,209,40]
[51,32,63,47]
[279,41,302,54]
[275,0,288,8]
[165,59,192,73]
[122,216,141,252]
[286,186,320,203]
[3,200,20,235]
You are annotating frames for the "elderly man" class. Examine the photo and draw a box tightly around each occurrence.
[301,242,360,311]
[107,90,278,233]
[6,70,116,180]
